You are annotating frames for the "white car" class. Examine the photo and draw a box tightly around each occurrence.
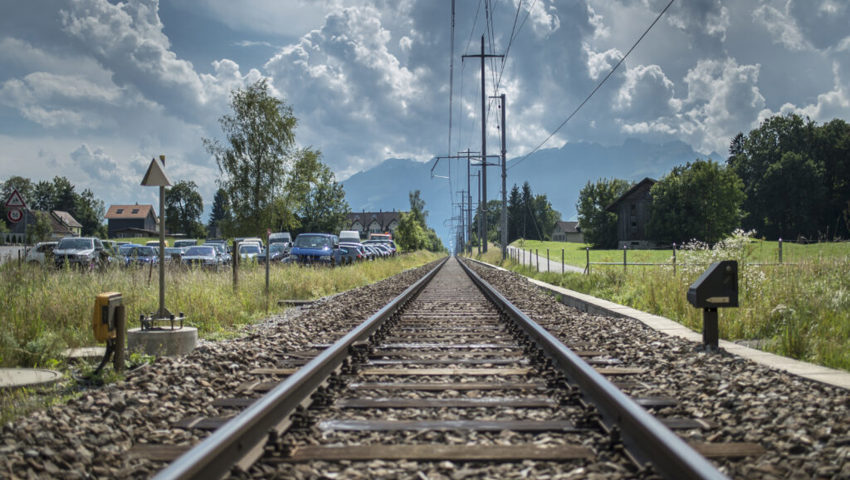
[26,241,57,265]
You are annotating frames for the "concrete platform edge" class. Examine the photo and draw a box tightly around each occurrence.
[464,257,850,391]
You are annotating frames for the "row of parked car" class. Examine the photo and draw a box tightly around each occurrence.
[25,231,399,270]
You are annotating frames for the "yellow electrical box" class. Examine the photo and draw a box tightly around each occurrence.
[93,292,122,343]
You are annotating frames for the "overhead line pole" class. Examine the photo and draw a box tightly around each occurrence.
[463,36,503,253]
[491,93,508,260]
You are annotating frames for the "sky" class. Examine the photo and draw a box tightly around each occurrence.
[0,0,848,226]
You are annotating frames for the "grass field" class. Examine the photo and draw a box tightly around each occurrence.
[512,238,850,268]
[0,251,442,369]
[471,235,850,372]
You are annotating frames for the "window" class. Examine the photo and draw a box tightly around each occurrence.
[116,208,124,214]
[131,208,139,214]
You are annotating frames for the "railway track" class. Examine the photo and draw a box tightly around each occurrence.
[149,257,733,479]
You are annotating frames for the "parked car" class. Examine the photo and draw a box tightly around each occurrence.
[268,232,292,249]
[121,244,159,267]
[163,247,184,263]
[340,242,367,262]
[208,242,231,264]
[238,243,261,261]
[257,243,289,263]
[26,241,57,265]
[54,237,106,269]
[181,245,221,269]
[289,233,343,265]
[173,239,198,252]
[339,230,361,243]
[145,240,169,248]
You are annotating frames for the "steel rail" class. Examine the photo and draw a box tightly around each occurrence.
[154,257,449,480]
[458,258,728,480]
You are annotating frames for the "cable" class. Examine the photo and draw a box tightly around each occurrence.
[508,0,675,171]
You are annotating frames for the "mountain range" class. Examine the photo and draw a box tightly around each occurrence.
[342,138,722,247]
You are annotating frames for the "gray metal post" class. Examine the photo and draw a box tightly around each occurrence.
[158,183,166,318]
[546,248,549,272]
[562,249,564,274]
[480,37,487,253]
[265,230,270,299]
[536,249,539,272]
[673,243,677,275]
[623,245,627,273]
[114,305,125,372]
[499,94,507,261]
[778,238,783,264]
[467,150,472,255]
[232,240,239,291]
[703,308,719,350]
[586,247,590,274]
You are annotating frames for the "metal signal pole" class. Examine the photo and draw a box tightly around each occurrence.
[463,36,503,253]
[491,93,508,260]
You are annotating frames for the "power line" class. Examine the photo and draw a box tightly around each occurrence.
[509,0,675,171]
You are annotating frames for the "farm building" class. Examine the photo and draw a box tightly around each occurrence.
[3,210,82,243]
[606,178,656,249]
[552,221,584,243]
[346,210,404,240]
[105,204,157,238]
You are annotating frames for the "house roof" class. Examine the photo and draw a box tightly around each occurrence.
[105,204,156,220]
[53,210,82,228]
[347,211,404,229]
[555,221,580,233]
[605,178,656,212]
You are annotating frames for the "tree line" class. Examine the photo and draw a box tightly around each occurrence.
[467,181,561,248]
[578,113,850,248]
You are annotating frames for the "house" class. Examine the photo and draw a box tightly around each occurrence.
[552,221,584,243]
[605,178,656,249]
[346,210,404,240]
[4,210,82,243]
[105,204,158,238]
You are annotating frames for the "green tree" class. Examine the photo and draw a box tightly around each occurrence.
[29,211,53,243]
[51,176,77,213]
[648,159,745,244]
[728,113,850,239]
[165,180,206,238]
[576,178,631,248]
[207,188,231,237]
[31,181,55,211]
[295,153,350,234]
[204,80,296,236]
[507,184,522,243]
[74,188,106,237]
[395,190,444,252]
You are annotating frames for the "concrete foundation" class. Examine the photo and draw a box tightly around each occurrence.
[0,368,62,389]
[127,327,198,357]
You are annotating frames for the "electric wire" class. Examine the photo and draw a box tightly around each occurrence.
[508,0,675,171]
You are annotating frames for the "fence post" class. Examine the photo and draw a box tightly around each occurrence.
[546,248,549,272]
[232,240,239,292]
[561,249,565,274]
[672,242,677,275]
[778,238,783,264]
[623,244,627,272]
[586,247,590,274]
[535,249,539,272]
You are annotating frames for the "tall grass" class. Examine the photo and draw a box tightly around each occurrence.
[0,252,442,368]
[478,233,850,371]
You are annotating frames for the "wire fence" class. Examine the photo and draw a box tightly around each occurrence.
[508,239,799,275]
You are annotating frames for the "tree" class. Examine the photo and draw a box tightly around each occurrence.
[395,190,444,252]
[51,176,77,213]
[29,211,53,243]
[647,159,745,244]
[75,188,106,237]
[31,181,55,211]
[576,178,631,248]
[728,113,850,240]
[204,80,296,236]
[507,185,522,243]
[208,188,231,237]
[295,152,350,234]
[165,180,206,238]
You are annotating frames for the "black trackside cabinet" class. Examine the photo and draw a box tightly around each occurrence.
[687,260,738,309]
[687,260,738,350]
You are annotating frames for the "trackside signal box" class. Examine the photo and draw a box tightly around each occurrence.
[93,292,123,342]
[687,261,738,350]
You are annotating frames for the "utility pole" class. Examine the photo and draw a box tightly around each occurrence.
[491,93,508,260]
[463,36,503,253]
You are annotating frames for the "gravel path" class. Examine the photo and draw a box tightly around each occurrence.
[466,260,850,480]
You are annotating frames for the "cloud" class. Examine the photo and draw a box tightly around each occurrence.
[680,58,765,152]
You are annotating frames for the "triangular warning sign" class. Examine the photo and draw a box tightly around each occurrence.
[141,157,172,187]
[5,189,27,208]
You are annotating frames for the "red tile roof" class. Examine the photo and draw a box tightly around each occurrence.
[105,204,156,220]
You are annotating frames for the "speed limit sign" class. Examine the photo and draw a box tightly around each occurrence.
[7,208,22,223]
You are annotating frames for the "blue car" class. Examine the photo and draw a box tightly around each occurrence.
[289,233,344,266]
[119,244,159,267]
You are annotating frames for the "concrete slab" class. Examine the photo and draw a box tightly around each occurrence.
[127,327,198,357]
[62,347,107,361]
[466,257,850,391]
[0,368,62,389]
